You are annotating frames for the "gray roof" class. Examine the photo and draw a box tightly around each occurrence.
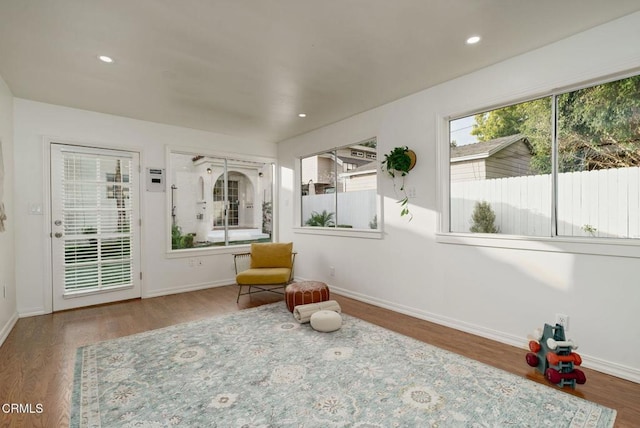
[451,134,529,162]
[339,161,377,178]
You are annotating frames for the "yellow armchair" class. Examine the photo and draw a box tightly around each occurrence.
[234,242,296,302]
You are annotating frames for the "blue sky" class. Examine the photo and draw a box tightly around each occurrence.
[450,116,478,146]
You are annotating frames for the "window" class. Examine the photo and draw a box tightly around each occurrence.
[301,138,379,230]
[449,74,640,240]
[106,171,130,199]
[213,178,239,226]
[169,151,275,250]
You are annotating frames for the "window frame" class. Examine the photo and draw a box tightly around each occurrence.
[294,137,383,240]
[437,72,640,259]
[165,146,278,257]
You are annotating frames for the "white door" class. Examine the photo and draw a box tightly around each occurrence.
[51,143,141,311]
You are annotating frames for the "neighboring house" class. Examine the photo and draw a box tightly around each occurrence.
[302,144,377,194]
[450,134,532,182]
[339,161,377,192]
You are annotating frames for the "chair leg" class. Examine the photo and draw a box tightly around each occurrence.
[237,285,254,303]
[237,284,287,303]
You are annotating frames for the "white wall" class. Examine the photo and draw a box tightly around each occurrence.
[13,100,276,315]
[278,12,640,382]
[0,73,16,346]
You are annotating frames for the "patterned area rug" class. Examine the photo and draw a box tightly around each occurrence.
[71,302,616,427]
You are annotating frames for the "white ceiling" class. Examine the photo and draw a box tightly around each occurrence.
[1,1,640,143]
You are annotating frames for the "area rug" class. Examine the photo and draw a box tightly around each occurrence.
[71,303,616,427]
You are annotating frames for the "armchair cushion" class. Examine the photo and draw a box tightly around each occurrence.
[250,242,293,269]
[236,267,292,285]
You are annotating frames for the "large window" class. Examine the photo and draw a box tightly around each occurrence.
[169,151,274,250]
[449,74,640,240]
[301,138,379,230]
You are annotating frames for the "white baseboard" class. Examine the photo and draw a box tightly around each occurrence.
[0,311,19,347]
[143,279,233,299]
[581,355,640,384]
[328,284,640,384]
[329,285,524,347]
[18,307,48,318]
[16,280,236,315]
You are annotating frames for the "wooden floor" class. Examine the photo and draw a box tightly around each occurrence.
[1,286,638,427]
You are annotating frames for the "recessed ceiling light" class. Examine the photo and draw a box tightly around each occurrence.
[466,36,481,45]
[298,113,307,118]
[98,55,114,63]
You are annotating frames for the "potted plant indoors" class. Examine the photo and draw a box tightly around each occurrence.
[381,146,416,219]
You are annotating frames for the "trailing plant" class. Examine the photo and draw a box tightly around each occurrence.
[381,146,416,220]
[469,201,499,233]
[305,210,335,227]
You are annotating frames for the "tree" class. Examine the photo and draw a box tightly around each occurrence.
[471,98,552,173]
[471,104,526,142]
[471,75,640,173]
[469,201,499,233]
[557,76,640,171]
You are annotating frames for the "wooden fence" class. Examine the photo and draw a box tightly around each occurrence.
[450,166,640,238]
[302,190,377,229]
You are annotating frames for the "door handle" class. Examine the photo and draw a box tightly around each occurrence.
[54,232,63,238]
[54,220,62,226]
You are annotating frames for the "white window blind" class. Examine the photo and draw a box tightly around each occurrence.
[60,151,134,294]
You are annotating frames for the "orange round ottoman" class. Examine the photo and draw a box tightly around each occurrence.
[285,281,330,312]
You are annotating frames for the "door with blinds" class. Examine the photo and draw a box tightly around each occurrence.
[51,143,141,311]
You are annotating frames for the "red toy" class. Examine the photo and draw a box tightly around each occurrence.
[526,323,586,388]
[546,367,586,385]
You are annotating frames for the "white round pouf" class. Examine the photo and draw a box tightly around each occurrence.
[310,310,342,332]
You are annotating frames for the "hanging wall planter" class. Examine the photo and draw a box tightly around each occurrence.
[381,146,416,220]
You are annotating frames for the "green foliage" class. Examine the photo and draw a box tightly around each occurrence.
[360,138,377,149]
[472,98,552,173]
[582,224,597,236]
[397,194,411,219]
[305,210,335,227]
[470,201,499,233]
[381,146,412,178]
[262,201,272,235]
[171,224,181,248]
[556,76,640,171]
[171,224,194,249]
[181,234,194,248]
[381,146,415,220]
[471,75,640,174]
[471,105,525,142]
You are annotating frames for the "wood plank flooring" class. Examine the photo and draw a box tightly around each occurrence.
[1,286,638,427]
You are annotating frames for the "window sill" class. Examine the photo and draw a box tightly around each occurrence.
[293,227,383,240]
[436,232,640,258]
[165,244,251,258]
